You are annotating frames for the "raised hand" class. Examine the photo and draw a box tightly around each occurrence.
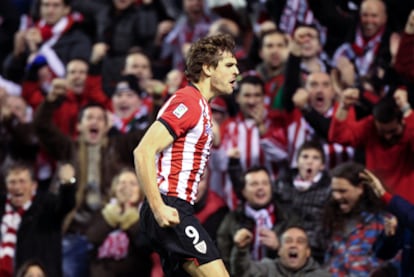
[58,163,76,185]
[339,88,359,110]
[25,27,42,53]
[394,88,411,117]
[292,88,309,110]
[258,228,279,250]
[46,78,67,102]
[234,228,253,249]
[384,215,398,237]
[405,10,414,34]
[359,169,386,198]
[336,56,356,88]
[90,43,109,64]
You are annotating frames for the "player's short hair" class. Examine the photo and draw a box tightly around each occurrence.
[185,34,235,83]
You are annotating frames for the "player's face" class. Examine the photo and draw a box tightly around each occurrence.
[242,170,272,208]
[210,51,239,95]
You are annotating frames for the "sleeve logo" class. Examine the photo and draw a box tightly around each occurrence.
[173,103,188,118]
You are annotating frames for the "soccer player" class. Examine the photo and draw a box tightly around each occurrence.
[134,34,239,277]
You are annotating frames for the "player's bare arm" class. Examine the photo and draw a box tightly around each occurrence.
[134,121,179,227]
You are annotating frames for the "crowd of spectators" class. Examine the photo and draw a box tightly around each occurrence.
[1,0,414,276]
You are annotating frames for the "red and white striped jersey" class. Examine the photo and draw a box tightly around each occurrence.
[156,86,213,204]
[261,107,354,169]
[209,113,281,209]
[286,113,354,169]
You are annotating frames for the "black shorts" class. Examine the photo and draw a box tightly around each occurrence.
[140,194,221,273]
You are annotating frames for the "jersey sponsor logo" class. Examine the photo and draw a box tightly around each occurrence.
[173,103,188,118]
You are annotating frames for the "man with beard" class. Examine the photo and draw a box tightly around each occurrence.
[230,226,330,277]
[329,88,414,203]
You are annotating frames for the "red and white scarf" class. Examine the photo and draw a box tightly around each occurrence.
[113,105,150,133]
[279,0,327,45]
[293,172,322,191]
[0,198,32,277]
[244,203,275,261]
[97,230,130,260]
[334,26,384,77]
[20,13,83,77]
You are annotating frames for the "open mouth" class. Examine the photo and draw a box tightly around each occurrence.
[10,193,24,203]
[256,191,265,197]
[119,105,131,112]
[88,127,100,139]
[255,190,268,201]
[315,95,324,104]
[288,252,298,258]
[287,250,299,261]
[339,201,349,211]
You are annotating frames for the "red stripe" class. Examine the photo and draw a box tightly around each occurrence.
[5,228,17,235]
[168,136,185,196]
[186,135,207,201]
[2,242,15,248]
[186,104,210,202]
[245,126,253,169]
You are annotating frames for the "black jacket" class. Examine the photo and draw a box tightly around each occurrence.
[0,185,76,277]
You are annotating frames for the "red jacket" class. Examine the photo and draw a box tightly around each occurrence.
[329,109,414,203]
[394,33,414,82]
[22,75,111,137]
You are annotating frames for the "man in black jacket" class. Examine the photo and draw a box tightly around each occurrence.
[4,0,91,83]
[0,162,76,277]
